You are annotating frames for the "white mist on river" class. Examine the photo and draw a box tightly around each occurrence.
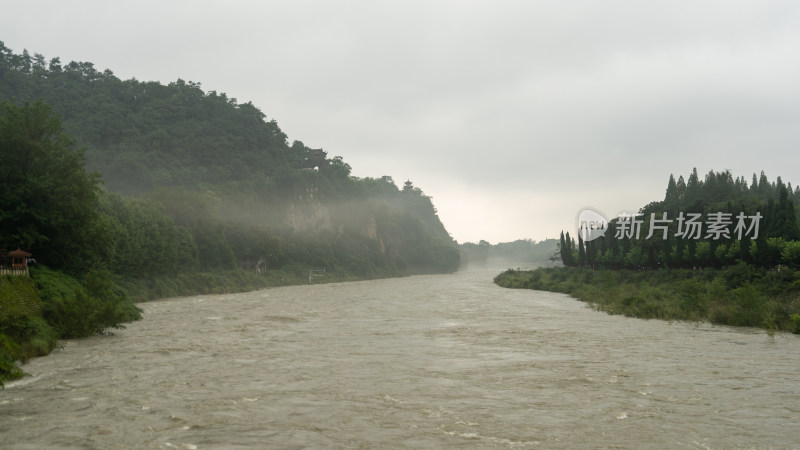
[2,270,799,448]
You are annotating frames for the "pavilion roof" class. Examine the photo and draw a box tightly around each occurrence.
[8,248,31,257]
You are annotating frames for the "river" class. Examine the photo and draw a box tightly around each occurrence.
[2,270,799,449]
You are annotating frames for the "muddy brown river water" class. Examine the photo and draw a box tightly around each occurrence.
[2,270,799,448]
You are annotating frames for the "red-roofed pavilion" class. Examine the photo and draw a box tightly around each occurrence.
[8,248,31,269]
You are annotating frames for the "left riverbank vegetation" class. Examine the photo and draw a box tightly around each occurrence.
[0,43,460,385]
[495,168,800,334]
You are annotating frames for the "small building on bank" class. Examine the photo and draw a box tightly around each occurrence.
[1,248,32,276]
[9,248,31,268]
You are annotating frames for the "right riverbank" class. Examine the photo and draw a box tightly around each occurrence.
[494,264,800,334]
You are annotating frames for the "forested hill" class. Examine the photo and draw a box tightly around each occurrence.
[0,42,460,282]
[0,45,298,194]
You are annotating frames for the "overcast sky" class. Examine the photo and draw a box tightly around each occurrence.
[3,1,800,243]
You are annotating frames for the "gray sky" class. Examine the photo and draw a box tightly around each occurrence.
[3,0,800,243]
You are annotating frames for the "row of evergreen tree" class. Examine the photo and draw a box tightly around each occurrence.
[559,169,800,269]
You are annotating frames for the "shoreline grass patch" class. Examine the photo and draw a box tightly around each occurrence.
[494,266,800,333]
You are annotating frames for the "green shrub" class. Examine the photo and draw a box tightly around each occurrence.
[0,315,59,386]
[722,261,756,289]
[791,314,800,334]
[721,284,765,328]
[0,354,25,387]
[32,266,141,339]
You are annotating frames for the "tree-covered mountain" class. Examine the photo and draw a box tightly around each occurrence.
[0,42,460,283]
[0,47,292,195]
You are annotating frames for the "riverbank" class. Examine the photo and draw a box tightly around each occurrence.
[494,265,800,334]
[1,274,59,386]
[119,265,414,302]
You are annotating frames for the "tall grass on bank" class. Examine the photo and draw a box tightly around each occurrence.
[494,264,800,333]
[32,266,142,339]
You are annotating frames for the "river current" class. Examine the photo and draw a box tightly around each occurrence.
[2,270,799,449]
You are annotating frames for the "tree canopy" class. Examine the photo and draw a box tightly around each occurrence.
[0,99,104,271]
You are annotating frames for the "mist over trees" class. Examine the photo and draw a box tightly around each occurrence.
[0,42,459,283]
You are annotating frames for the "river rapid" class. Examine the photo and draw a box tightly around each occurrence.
[2,270,799,449]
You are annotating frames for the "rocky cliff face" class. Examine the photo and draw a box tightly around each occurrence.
[283,200,396,253]
[284,199,384,245]
[284,201,333,233]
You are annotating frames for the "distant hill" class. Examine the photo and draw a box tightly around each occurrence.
[460,239,558,269]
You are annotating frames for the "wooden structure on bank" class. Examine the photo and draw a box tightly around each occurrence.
[1,248,32,276]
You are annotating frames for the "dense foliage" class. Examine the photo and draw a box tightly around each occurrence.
[0,46,291,195]
[0,99,105,272]
[31,266,142,339]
